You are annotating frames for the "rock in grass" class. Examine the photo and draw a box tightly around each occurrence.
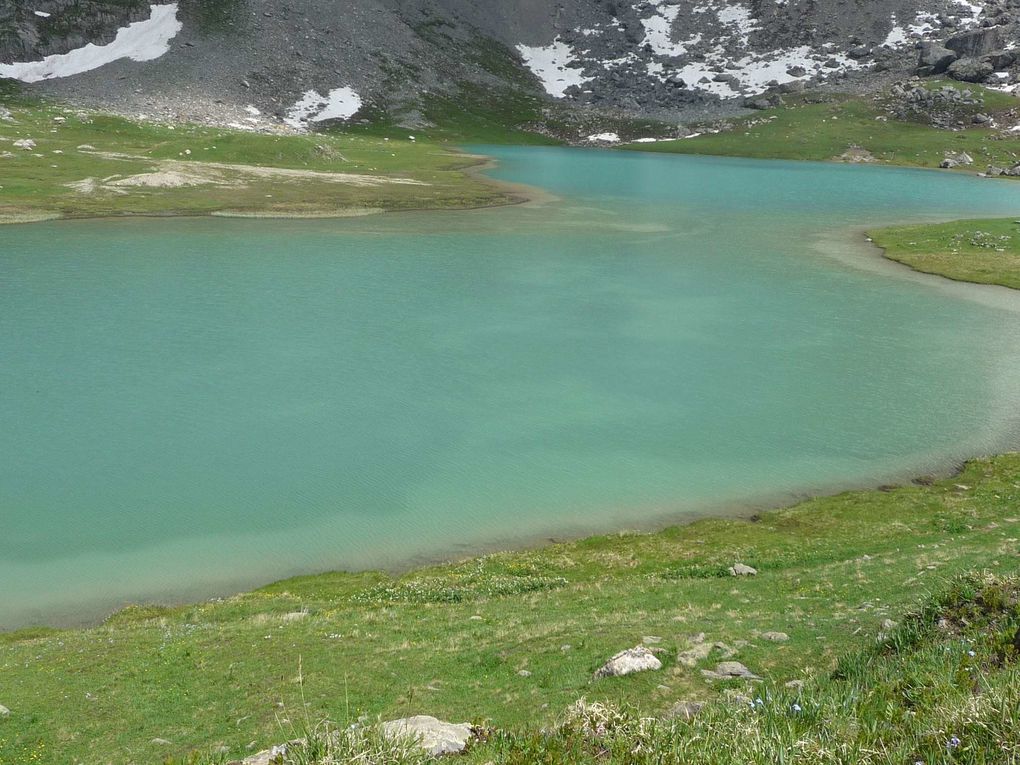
[0,704,9,717]
[241,742,297,765]
[729,563,757,577]
[761,631,790,642]
[381,716,474,756]
[677,641,714,667]
[595,646,663,678]
[701,661,761,681]
[678,640,736,667]
[667,700,705,720]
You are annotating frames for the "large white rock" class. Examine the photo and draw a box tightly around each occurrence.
[594,646,663,678]
[381,715,474,756]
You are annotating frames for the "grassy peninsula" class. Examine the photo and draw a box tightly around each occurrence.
[0,96,521,224]
[870,218,1020,290]
[1,455,1019,764]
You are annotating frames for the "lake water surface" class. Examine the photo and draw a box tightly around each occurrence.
[4,147,1020,628]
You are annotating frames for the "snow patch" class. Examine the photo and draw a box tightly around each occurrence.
[640,2,683,56]
[588,132,621,143]
[883,11,939,48]
[284,87,363,128]
[517,38,591,97]
[0,4,181,83]
[954,0,985,20]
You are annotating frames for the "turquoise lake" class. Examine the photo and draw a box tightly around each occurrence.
[4,147,1020,628]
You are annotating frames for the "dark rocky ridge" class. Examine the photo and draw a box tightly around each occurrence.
[0,0,1017,129]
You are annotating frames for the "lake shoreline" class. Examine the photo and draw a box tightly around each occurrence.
[8,441,1019,634]
[6,147,1020,634]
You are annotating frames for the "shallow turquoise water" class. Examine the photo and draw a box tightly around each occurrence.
[4,148,1020,628]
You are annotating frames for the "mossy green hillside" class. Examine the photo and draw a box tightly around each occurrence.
[172,571,1020,764]
[625,82,1020,171]
[1,455,1018,764]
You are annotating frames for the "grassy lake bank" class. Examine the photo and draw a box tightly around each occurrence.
[1,455,1018,764]
[0,98,529,224]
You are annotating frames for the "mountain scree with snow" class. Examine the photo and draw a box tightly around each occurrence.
[1,0,1018,131]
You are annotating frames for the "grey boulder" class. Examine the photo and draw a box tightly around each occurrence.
[947,57,994,83]
[381,716,474,756]
[595,646,663,678]
[918,42,956,74]
[945,27,1005,57]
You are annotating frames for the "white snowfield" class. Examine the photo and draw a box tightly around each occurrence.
[516,38,591,97]
[0,3,181,83]
[284,87,364,128]
[516,0,993,101]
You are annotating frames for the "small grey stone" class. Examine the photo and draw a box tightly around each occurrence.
[0,704,9,717]
[761,631,790,642]
[242,742,300,765]
[729,563,758,576]
[151,738,172,746]
[517,669,532,677]
[702,661,761,681]
[677,641,714,667]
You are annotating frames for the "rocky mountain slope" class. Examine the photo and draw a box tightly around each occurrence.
[0,0,1018,131]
